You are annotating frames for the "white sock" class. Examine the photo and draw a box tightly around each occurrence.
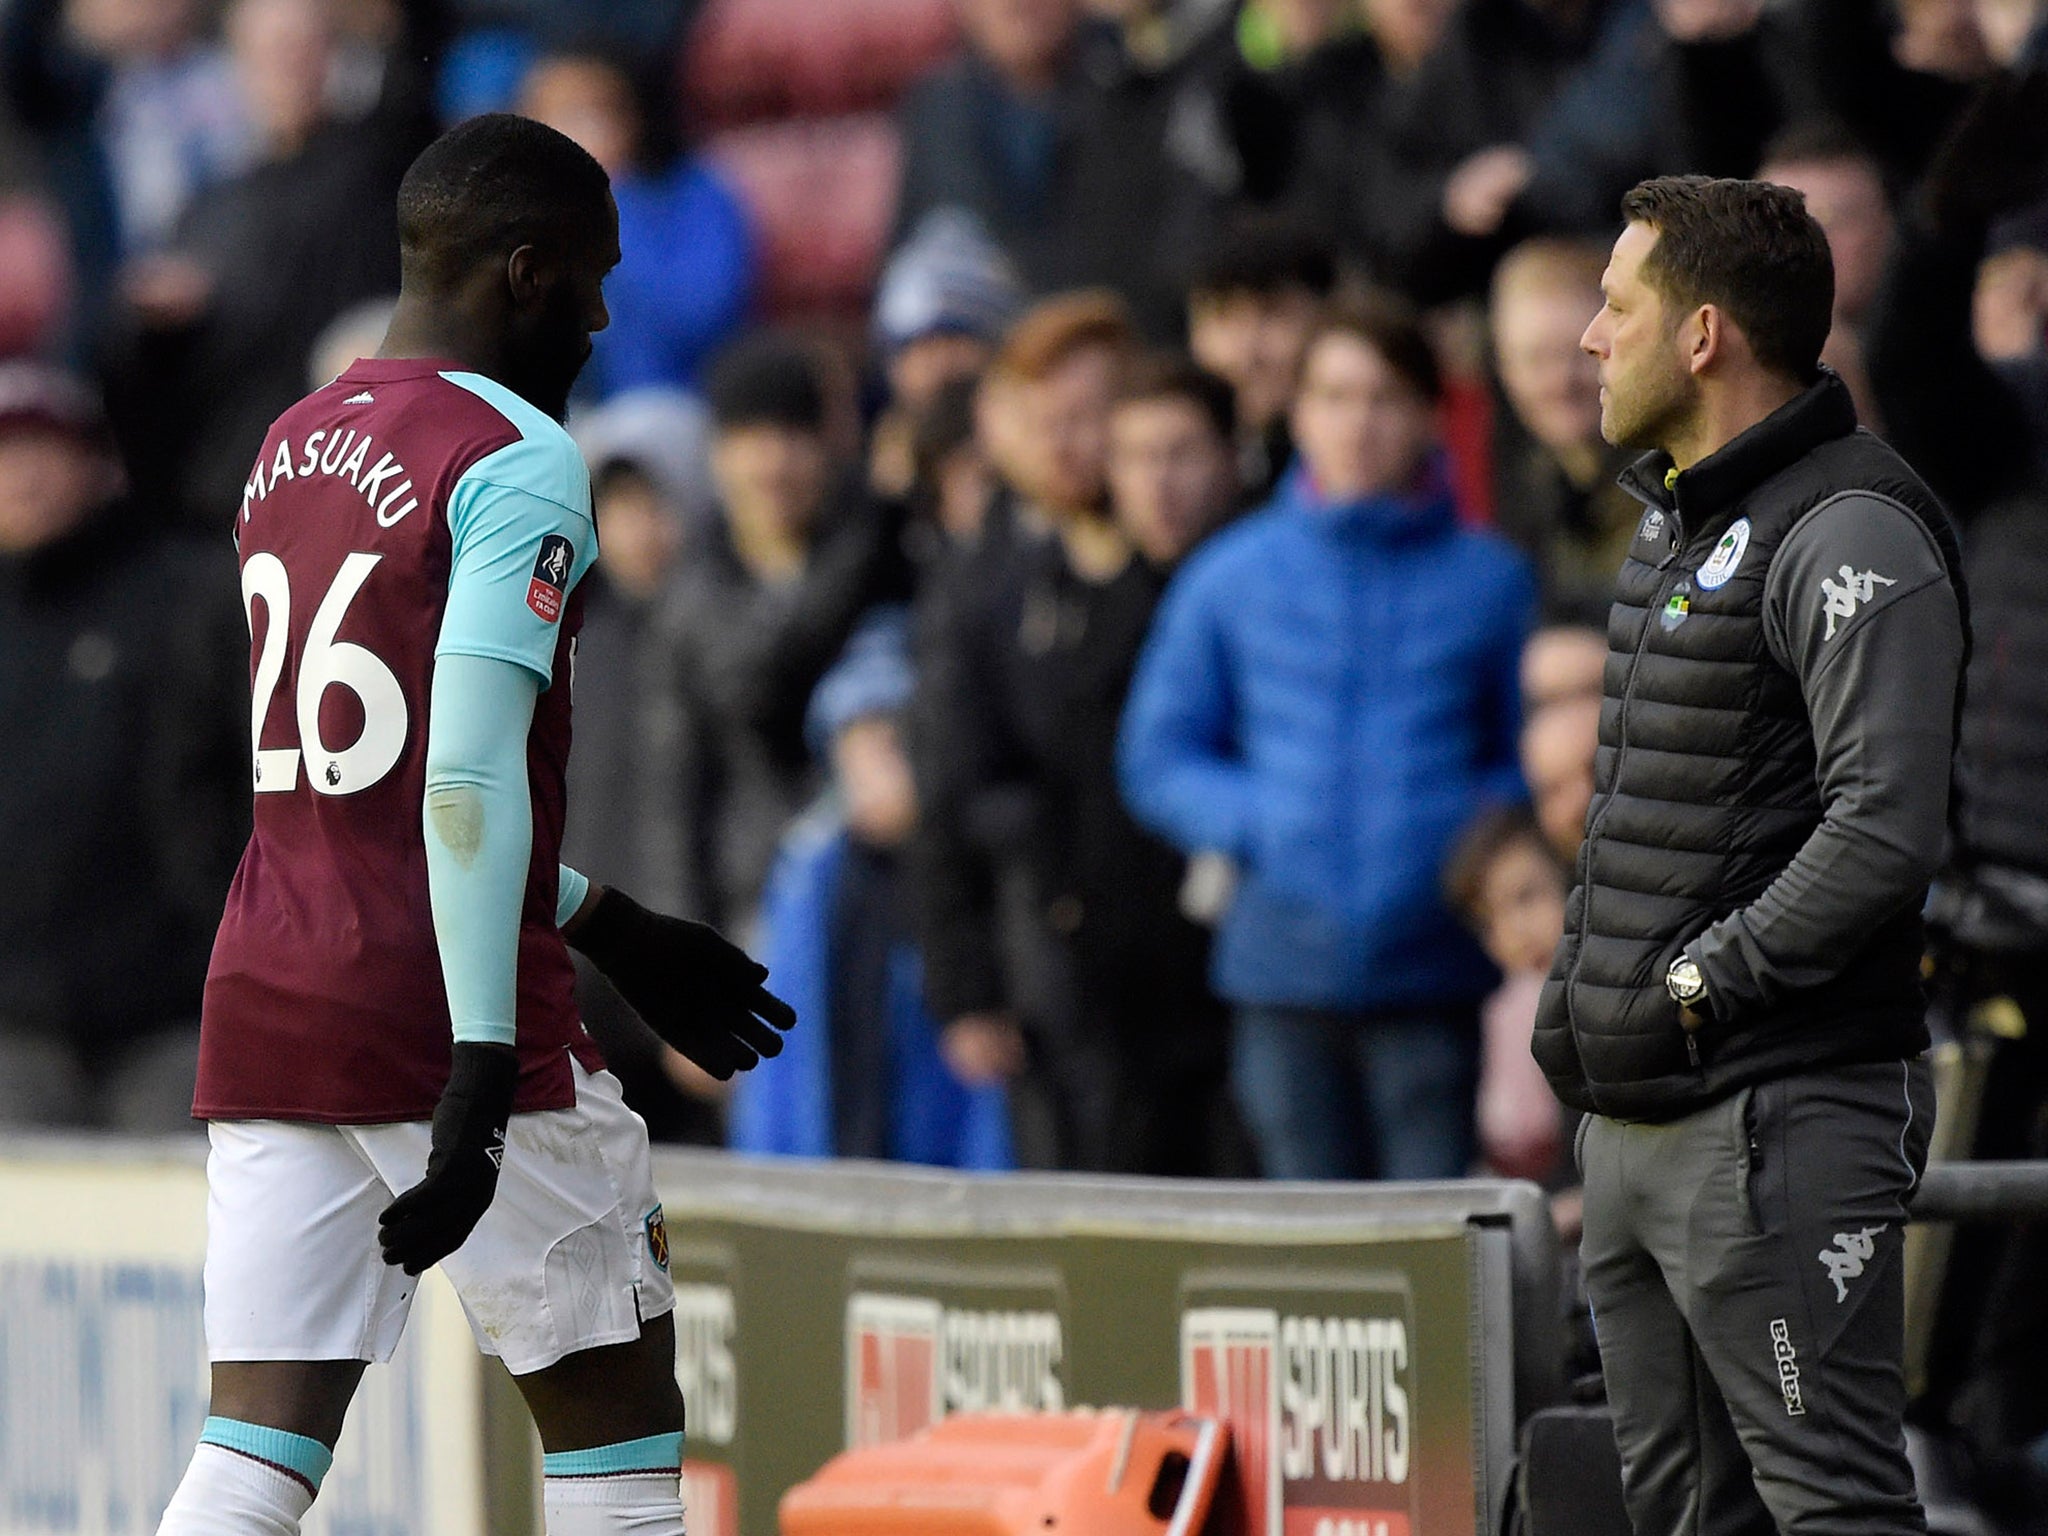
[156,1442,317,1535]
[544,1469,687,1534]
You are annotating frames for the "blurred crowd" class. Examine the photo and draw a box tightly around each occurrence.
[4,0,2048,1511]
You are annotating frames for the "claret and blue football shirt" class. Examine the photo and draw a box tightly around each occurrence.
[199,359,602,1123]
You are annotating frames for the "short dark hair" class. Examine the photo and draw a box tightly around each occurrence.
[1191,213,1338,305]
[1442,804,1554,928]
[396,113,612,288]
[707,333,827,433]
[1113,351,1237,444]
[1301,292,1442,404]
[1618,175,1834,383]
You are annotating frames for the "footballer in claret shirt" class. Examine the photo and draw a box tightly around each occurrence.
[158,115,791,1536]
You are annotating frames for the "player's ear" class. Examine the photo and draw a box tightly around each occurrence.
[505,245,554,311]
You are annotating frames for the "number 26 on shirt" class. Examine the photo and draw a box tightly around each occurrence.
[242,551,406,795]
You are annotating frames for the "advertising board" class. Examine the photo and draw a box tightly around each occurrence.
[2,1142,1552,1536]
[0,1144,489,1536]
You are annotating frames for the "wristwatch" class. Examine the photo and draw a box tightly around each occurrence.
[1666,956,1708,1009]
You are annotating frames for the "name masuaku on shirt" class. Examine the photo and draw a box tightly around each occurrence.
[241,425,418,528]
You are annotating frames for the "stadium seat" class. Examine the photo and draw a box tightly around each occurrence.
[683,0,959,131]
[704,114,902,318]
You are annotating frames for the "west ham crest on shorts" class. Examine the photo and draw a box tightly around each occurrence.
[645,1205,670,1271]
[528,534,574,622]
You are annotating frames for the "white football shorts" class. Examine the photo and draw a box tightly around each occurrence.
[202,1056,676,1376]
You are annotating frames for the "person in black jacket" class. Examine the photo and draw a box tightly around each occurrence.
[1794,0,1988,196]
[668,334,909,940]
[99,0,436,531]
[0,362,246,1131]
[1541,176,1965,1535]
[1057,0,1293,339]
[1185,213,1335,507]
[891,0,1288,339]
[560,389,725,1146]
[1366,0,1615,303]
[1867,70,2048,511]
[1281,0,1456,290]
[890,0,1088,302]
[912,292,1138,1169]
[914,299,1247,1173]
[1401,0,1812,318]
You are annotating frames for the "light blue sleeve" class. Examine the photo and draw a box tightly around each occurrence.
[427,378,599,1042]
[423,652,541,1047]
[435,375,597,684]
[556,864,590,928]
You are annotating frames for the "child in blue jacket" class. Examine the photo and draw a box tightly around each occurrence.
[730,611,1013,1169]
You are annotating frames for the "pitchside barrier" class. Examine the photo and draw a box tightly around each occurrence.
[3,1136,2041,1536]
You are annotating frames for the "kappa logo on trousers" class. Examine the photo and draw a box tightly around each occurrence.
[1769,1319,1805,1416]
[1819,1225,1887,1302]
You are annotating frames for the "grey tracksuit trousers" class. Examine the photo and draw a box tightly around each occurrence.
[1579,1056,1936,1535]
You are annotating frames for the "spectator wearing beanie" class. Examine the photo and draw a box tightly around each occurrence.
[868,209,1023,500]
[731,609,1014,1170]
[1120,297,1535,1180]
[668,334,910,939]
[876,210,1026,412]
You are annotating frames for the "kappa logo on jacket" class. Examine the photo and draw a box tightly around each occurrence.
[1819,1225,1887,1302]
[1820,565,1896,639]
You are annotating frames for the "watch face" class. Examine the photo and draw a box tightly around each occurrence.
[1669,960,1703,1002]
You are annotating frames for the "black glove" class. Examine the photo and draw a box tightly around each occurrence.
[1921,69,2048,231]
[568,886,795,1078]
[378,1042,518,1276]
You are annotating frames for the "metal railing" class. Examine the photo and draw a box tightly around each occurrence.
[1909,1159,2048,1221]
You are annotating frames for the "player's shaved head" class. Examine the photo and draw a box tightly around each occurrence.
[384,114,618,420]
[396,113,612,291]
